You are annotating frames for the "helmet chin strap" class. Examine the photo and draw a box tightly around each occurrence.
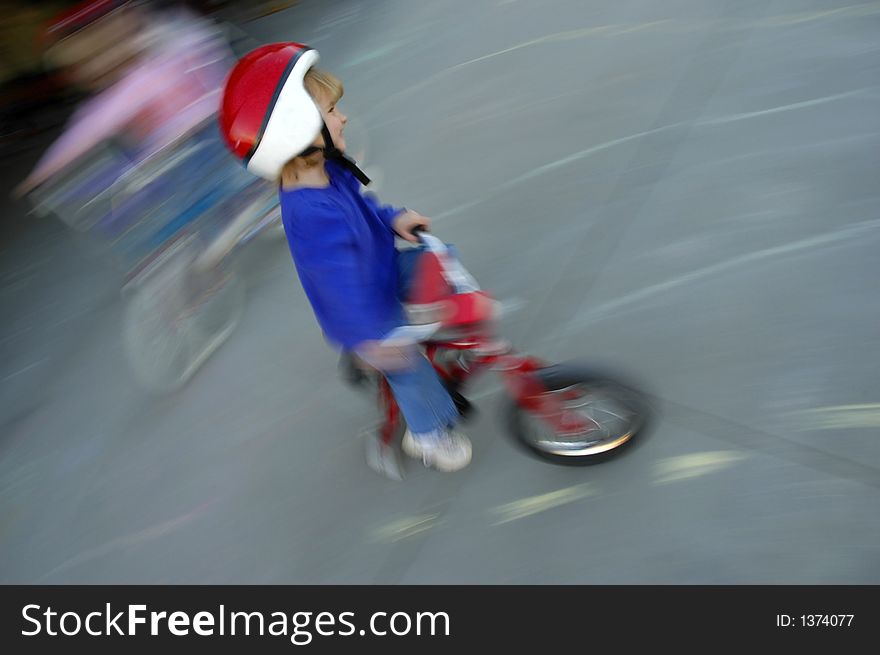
[300,123,371,186]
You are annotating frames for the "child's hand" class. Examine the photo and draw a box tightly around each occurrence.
[12,175,38,199]
[392,210,431,243]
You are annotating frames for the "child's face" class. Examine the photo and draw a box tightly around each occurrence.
[313,90,348,152]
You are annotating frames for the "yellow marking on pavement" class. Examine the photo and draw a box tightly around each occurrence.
[492,483,595,525]
[654,451,747,485]
[372,514,439,543]
[790,404,880,430]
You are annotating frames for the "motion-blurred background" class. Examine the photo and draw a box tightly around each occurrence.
[1,0,878,583]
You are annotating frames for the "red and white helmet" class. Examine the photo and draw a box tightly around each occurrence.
[219,42,322,180]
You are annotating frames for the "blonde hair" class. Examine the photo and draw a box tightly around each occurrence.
[304,68,344,106]
[280,68,344,177]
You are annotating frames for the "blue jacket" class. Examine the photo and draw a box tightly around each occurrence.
[280,160,405,350]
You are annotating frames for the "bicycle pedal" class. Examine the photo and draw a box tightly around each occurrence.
[450,389,477,421]
[363,431,405,481]
[339,352,370,388]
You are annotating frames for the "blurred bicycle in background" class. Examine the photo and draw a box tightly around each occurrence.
[18,0,287,392]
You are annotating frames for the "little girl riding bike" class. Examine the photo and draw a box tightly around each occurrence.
[219,42,650,480]
[219,43,473,473]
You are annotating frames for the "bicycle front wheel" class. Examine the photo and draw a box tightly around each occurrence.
[122,265,244,394]
[506,363,650,463]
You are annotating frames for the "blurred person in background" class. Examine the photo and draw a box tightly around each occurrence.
[220,43,473,473]
[13,0,234,196]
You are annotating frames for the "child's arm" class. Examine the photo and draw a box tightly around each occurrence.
[361,191,405,233]
[334,162,431,241]
[362,192,430,242]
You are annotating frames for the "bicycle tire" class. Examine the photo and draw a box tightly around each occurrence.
[506,362,651,464]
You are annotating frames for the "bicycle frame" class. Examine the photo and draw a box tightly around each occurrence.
[375,234,599,445]
[377,339,599,445]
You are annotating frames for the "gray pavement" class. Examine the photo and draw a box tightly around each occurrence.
[1,0,879,583]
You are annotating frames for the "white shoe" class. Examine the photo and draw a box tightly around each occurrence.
[402,429,472,472]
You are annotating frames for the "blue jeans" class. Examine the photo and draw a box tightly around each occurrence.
[377,246,459,437]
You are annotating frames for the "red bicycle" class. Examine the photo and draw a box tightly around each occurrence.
[348,229,650,479]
